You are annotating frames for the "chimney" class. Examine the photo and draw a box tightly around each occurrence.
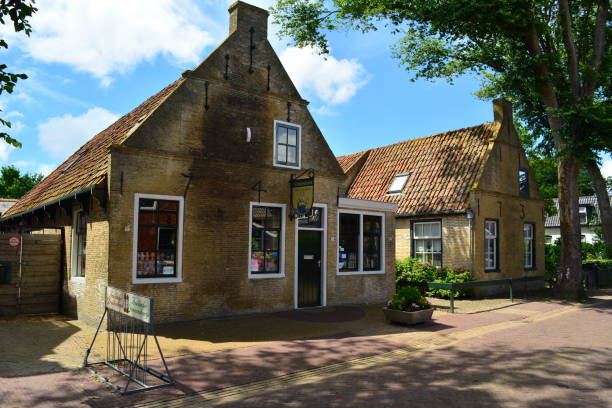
[493,98,513,127]
[229,1,269,38]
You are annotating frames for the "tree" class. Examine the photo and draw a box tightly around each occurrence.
[0,165,42,198]
[272,0,610,298]
[0,0,37,147]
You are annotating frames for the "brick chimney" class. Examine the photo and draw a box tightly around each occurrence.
[229,1,269,38]
[493,98,513,127]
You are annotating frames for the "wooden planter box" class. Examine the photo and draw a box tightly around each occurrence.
[383,307,434,325]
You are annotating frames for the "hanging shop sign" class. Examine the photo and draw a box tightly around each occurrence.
[7,235,20,248]
[290,169,315,218]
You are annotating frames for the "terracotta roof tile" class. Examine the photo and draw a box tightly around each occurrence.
[337,122,499,216]
[3,79,183,218]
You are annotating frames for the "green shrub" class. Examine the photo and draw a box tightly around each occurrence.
[545,241,561,286]
[387,286,431,312]
[395,258,473,299]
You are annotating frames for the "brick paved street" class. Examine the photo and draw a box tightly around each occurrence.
[0,296,610,407]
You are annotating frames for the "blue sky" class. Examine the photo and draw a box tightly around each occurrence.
[1,0,610,179]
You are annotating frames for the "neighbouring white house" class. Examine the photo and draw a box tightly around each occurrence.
[545,195,608,244]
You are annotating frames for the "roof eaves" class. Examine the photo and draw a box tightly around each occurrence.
[0,184,98,222]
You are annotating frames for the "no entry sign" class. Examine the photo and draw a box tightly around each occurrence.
[7,235,20,248]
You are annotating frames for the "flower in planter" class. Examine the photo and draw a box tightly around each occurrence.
[387,286,432,312]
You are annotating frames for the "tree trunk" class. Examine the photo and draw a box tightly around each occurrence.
[585,160,612,254]
[555,156,585,299]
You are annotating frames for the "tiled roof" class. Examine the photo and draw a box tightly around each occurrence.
[337,122,499,216]
[337,150,368,174]
[545,196,606,227]
[3,79,183,218]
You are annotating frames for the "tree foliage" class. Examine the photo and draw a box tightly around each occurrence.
[0,165,42,199]
[272,0,611,299]
[0,0,37,148]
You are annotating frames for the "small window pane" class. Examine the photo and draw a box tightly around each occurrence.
[287,146,297,165]
[519,169,529,197]
[277,126,287,144]
[339,213,360,272]
[138,227,157,251]
[159,200,178,211]
[277,144,287,163]
[298,207,323,228]
[158,212,177,225]
[287,129,297,146]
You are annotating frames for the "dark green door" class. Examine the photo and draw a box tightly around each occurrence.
[298,230,322,307]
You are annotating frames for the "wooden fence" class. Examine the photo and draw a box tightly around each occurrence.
[0,233,62,316]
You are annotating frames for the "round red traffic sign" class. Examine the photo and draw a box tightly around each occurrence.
[7,235,20,248]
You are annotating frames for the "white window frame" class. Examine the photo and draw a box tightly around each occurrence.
[132,193,184,284]
[412,220,442,267]
[294,203,327,308]
[485,219,498,271]
[523,223,534,269]
[336,209,385,275]
[273,120,301,170]
[71,209,86,280]
[387,173,409,194]
[248,202,286,279]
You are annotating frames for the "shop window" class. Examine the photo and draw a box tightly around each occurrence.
[412,220,442,267]
[485,219,499,271]
[249,203,285,277]
[133,194,183,283]
[338,211,384,274]
[71,210,87,278]
[387,173,409,194]
[274,121,300,168]
[519,168,529,197]
[524,223,534,269]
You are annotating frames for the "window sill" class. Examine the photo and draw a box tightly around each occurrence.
[249,273,286,279]
[524,267,537,271]
[337,270,385,276]
[132,276,182,284]
[70,276,86,282]
[485,269,500,273]
[273,163,301,170]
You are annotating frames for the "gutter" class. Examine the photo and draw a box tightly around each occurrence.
[0,184,98,223]
[396,209,467,218]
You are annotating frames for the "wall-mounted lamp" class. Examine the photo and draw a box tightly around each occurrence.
[466,208,474,219]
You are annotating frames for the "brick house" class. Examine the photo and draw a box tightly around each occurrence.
[338,100,545,285]
[0,2,397,325]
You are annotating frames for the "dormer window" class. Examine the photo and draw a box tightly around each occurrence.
[518,168,529,197]
[274,120,301,169]
[387,173,409,194]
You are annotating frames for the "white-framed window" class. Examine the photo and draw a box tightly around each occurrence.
[387,173,409,194]
[249,202,286,278]
[579,206,588,224]
[523,223,534,269]
[485,219,498,271]
[71,209,87,278]
[132,193,184,284]
[412,220,442,267]
[337,210,385,275]
[273,120,301,169]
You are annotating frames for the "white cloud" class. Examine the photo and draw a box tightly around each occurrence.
[0,142,15,161]
[4,0,219,84]
[279,46,369,106]
[37,163,57,176]
[37,107,119,160]
[601,160,612,179]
